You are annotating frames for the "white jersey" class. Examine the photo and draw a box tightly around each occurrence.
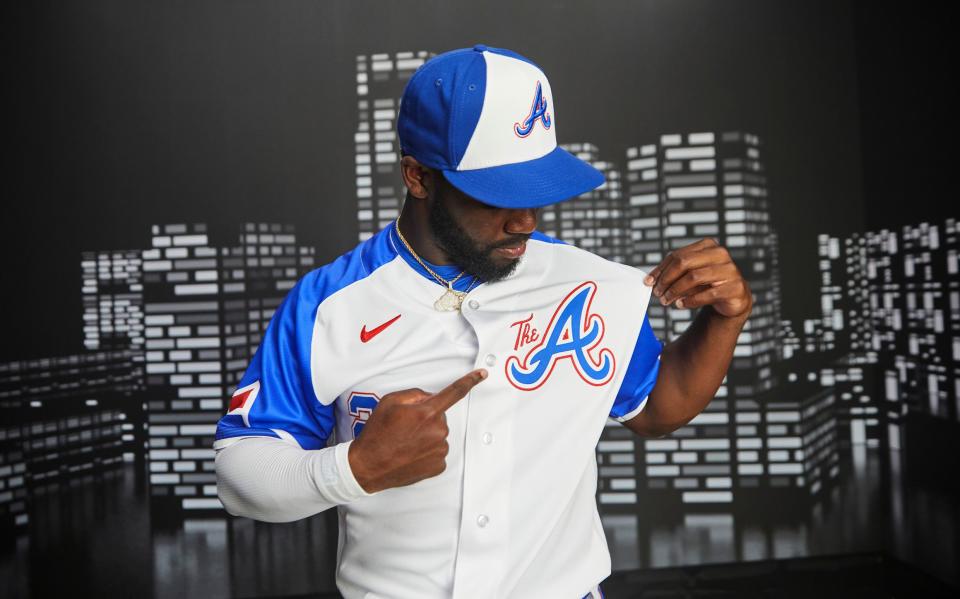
[214,223,662,598]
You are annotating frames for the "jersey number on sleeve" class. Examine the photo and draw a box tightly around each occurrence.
[348,392,381,438]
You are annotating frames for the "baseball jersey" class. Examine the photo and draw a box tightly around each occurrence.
[214,222,663,598]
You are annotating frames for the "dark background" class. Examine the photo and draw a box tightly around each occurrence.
[5,1,958,597]
[11,0,949,361]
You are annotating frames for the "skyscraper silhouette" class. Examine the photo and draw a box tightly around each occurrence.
[355,51,432,242]
[141,223,315,515]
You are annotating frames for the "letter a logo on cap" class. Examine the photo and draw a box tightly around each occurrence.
[396,45,605,208]
[514,81,552,138]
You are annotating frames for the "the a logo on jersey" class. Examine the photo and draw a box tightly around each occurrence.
[513,80,552,138]
[226,380,260,427]
[347,391,380,438]
[505,281,615,391]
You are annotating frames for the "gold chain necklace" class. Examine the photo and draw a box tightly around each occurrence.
[394,217,479,311]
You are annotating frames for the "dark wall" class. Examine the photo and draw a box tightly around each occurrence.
[854,2,956,230]
[8,0,867,363]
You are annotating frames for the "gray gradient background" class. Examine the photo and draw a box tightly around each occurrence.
[9,0,883,362]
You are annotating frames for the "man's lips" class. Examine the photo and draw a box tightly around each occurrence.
[494,241,526,259]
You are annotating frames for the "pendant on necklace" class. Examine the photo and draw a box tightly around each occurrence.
[434,286,466,312]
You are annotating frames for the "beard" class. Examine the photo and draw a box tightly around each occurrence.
[427,193,528,283]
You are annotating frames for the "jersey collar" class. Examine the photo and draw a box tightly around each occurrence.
[386,222,482,293]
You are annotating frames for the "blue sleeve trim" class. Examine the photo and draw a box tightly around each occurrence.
[215,415,282,442]
[610,313,663,421]
[214,226,400,449]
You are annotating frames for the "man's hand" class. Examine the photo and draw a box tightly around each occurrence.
[642,238,752,320]
[621,238,752,439]
[347,369,488,494]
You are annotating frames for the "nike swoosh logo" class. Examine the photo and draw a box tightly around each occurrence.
[360,314,402,343]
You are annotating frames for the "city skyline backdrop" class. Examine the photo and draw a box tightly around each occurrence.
[2,46,956,529]
[5,1,957,596]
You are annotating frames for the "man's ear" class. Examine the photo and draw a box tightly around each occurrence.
[400,155,433,200]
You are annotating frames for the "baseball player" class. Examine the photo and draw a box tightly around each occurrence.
[214,44,752,599]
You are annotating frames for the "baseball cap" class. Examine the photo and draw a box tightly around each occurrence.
[396,44,605,209]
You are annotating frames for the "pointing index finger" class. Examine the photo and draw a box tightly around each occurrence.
[425,369,488,414]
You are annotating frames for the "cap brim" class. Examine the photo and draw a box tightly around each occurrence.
[441,146,605,209]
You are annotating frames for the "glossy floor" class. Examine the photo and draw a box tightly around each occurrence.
[2,446,957,598]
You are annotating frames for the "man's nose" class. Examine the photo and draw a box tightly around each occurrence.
[505,208,538,235]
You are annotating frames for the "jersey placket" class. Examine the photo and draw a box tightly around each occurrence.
[451,290,516,597]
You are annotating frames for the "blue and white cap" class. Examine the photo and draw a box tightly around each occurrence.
[397,44,605,209]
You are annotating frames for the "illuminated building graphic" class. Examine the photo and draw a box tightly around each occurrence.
[818,355,880,448]
[141,223,315,515]
[870,220,960,428]
[78,250,149,463]
[547,143,628,263]
[808,220,959,449]
[355,51,432,241]
[80,250,145,351]
[809,232,882,447]
[623,142,661,271]
[0,419,26,531]
[0,350,142,530]
[1,222,319,527]
[599,132,835,507]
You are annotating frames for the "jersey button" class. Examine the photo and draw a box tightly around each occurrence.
[484,353,496,366]
[482,432,494,445]
[476,514,489,528]
[467,299,480,310]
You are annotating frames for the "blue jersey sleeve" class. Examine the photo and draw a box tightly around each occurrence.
[214,273,335,450]
[609,312,663,422]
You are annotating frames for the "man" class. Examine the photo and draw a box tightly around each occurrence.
[214,44,752,599]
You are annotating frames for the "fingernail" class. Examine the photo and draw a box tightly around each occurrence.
[643,275,653,285]
[478,369,488,379]
[676,299,684,308]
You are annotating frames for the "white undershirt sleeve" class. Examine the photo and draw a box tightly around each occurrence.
[214,435,373,523]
